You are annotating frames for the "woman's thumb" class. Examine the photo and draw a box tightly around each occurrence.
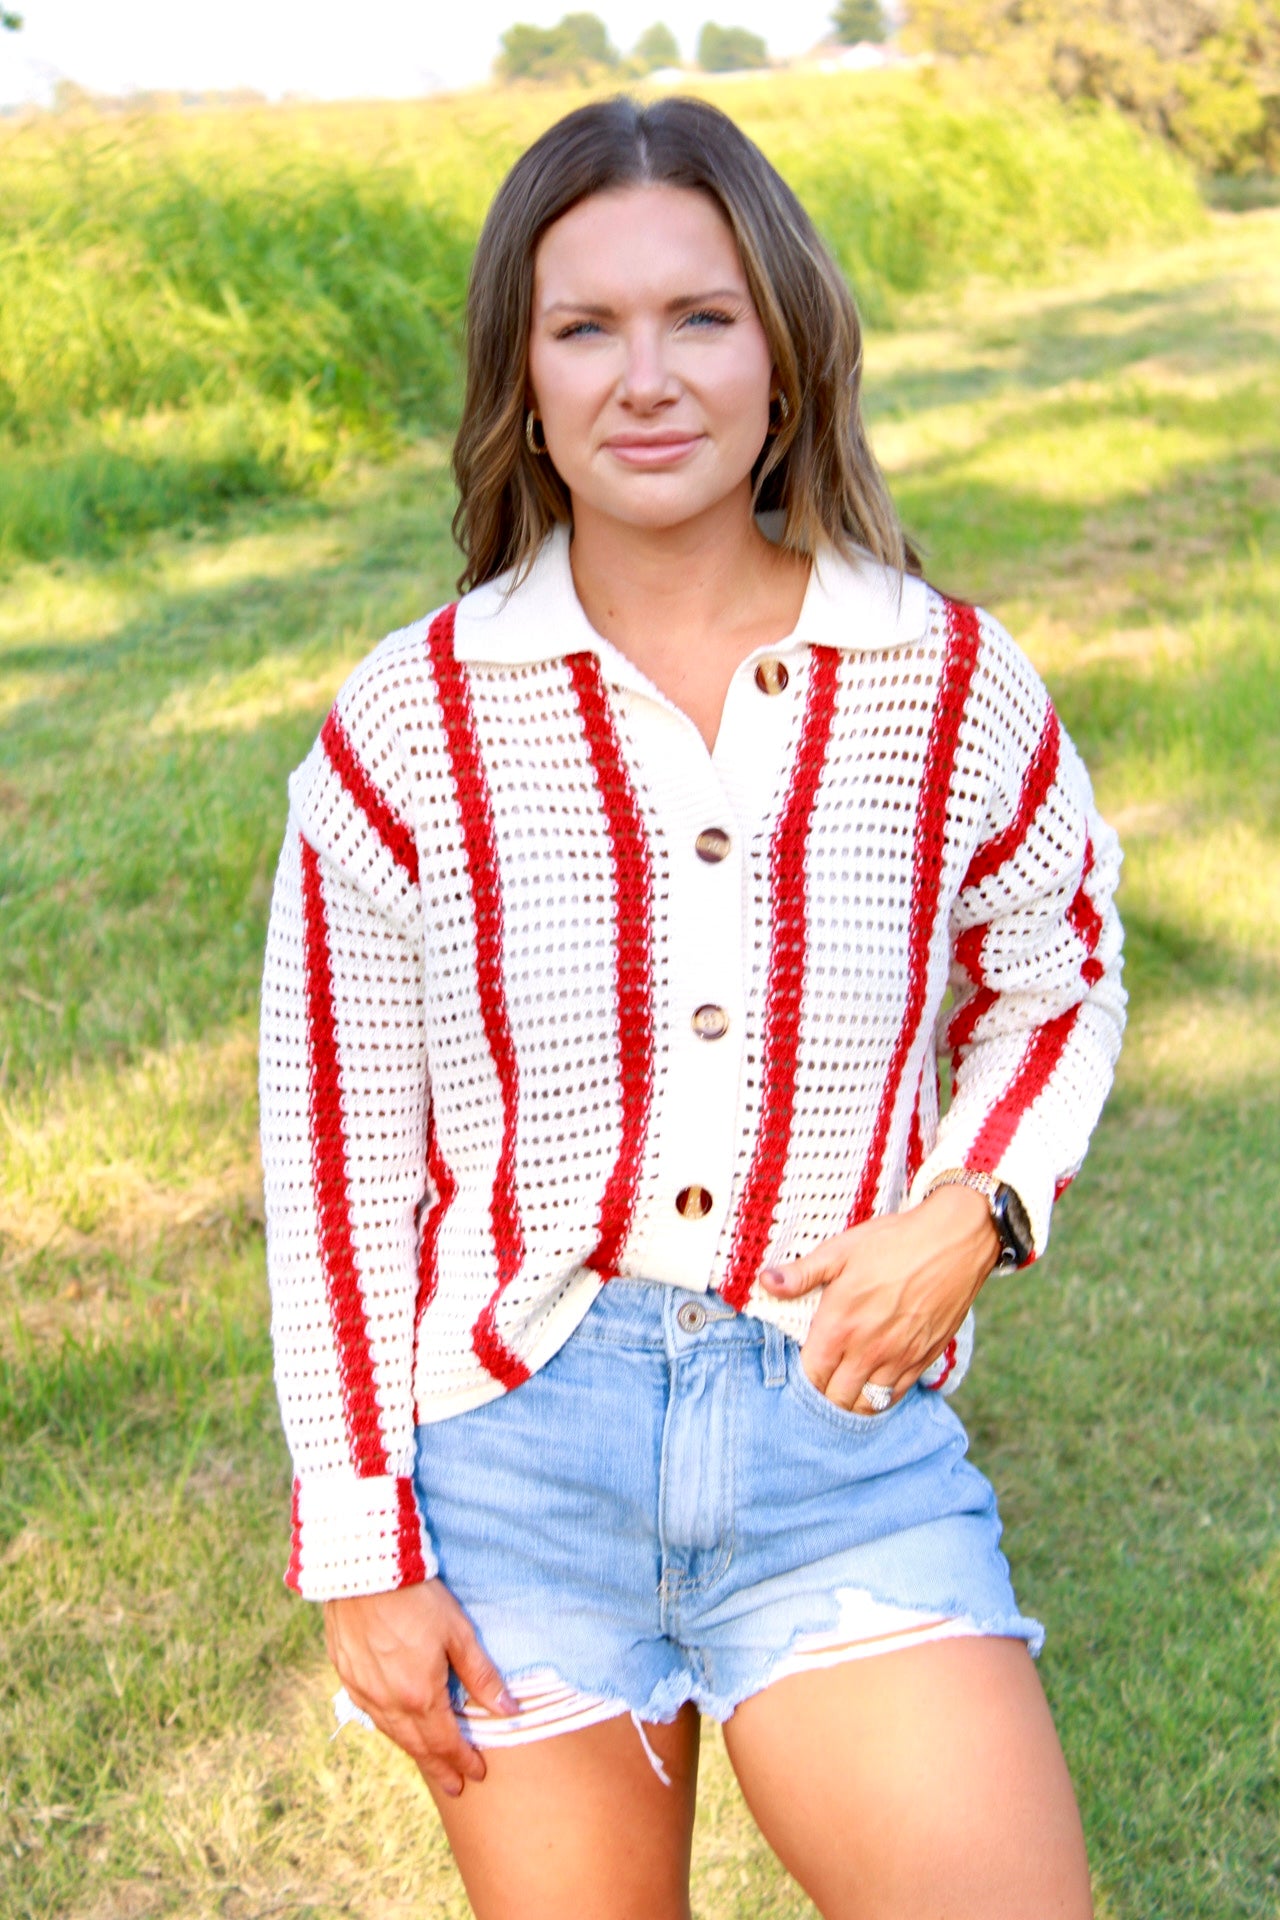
[449,1625,518,1716]
[759,1249,830,1297]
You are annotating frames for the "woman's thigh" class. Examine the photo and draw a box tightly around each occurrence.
[722,1637,1092,1920]
[429,1705,701,1920]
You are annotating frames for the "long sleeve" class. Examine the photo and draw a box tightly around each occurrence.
[908,615,1126,1256]
[260,664,436,1599]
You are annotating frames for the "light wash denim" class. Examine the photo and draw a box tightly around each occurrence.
[413,1279,1042,1724]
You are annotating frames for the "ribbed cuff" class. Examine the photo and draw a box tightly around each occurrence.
[286,1470,437,1600]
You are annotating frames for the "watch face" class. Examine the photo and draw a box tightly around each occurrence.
[995,1184,1033,1265]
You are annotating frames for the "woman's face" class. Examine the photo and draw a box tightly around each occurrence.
[526,184,775,537]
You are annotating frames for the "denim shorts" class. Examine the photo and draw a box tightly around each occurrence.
[412,1279,1042,1733]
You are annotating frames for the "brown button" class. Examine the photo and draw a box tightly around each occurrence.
[676,1185,713,1220]
[691,1004,729,1041]
[754,658,790,696]
[695,827,731,864]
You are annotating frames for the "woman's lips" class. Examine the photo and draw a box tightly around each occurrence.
[605,434,703,467]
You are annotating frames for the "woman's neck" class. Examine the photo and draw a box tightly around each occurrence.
[567,497,811,753]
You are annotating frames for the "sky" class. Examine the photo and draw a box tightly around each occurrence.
[0,0,848,108]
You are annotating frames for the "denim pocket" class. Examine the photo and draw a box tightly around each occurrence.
[784,1340,916,1435]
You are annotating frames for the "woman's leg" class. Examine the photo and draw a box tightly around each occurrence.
[429,1703,701,1920]
[722,1637,1092,1920]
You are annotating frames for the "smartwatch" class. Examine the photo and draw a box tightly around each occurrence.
[923,1168,1033,1271]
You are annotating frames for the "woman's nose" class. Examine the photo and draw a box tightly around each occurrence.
[618,326,675,407]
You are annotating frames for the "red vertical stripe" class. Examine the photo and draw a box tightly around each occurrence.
[966,1005,1081,1172]
[905,1069,927,1188]
[300,837,386,1475]
[720,647,842,1310]
[961,704,1059,892]
[426,607,529,1390]
[286,1477,303,1590]
[321,708,420,884]
[923,1337,958,1394]
[948,921,995,1058]
[415,1106,457,1324]
[1067,838,1105,984]
[395,1477,428,1586]
[847,599,983,1228]
[566,654,655,1278]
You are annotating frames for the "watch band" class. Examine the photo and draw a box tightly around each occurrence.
[922,1168,1032,1270]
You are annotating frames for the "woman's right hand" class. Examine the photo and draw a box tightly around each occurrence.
[324,1579,517,1797]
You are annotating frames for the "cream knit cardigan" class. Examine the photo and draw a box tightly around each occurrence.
[261,527,1125,1600]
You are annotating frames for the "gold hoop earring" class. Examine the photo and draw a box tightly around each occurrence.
[525,411,547,456]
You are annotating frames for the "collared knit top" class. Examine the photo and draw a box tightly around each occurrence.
[260,524,1125,1601]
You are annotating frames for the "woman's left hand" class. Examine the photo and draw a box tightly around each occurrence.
[758,1185,1002,1413]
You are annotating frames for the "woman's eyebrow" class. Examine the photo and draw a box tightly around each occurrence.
[540,286,746,318]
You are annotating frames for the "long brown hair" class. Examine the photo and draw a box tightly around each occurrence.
[452,94,916,591]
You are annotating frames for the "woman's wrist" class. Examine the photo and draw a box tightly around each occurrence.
[917,1183,1002,1279]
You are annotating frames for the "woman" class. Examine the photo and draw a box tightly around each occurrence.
[261,94,1124,1919]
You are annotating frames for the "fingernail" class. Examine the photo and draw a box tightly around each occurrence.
[497,1689,518,1714]
[760,1267,787,1289]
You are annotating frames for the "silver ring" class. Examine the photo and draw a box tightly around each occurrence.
[862,1381,893,1414]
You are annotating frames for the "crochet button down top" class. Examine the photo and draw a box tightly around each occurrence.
[260,523,1125,1600]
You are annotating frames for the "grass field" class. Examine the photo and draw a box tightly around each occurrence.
[1,95,1278,1920]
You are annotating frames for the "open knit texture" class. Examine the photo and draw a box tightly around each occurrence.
[260,527,1125,1600]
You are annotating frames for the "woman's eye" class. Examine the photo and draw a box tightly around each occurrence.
[554,319,603,340]
[682,308,734,330]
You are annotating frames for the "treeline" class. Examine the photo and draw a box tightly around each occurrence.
[496,13,772,80]
[495,4,898,79]
[906,0,1280,173]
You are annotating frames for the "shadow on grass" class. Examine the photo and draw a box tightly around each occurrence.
[866,265,1280,423]
[0,455,458,1093]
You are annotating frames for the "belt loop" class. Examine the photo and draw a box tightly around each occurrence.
[761,1320,787,1389]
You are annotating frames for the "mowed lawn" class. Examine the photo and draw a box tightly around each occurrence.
[1,208,1277,1920]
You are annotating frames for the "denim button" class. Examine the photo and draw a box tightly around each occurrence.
[677,1301,707,1333]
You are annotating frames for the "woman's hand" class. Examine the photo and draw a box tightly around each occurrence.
[324,1579,517,1798]
[759,1185,1002,1413]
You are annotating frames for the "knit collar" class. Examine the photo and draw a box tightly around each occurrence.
[451,518,929,667]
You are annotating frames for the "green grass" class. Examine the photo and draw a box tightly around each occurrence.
[2,207,1278,1917]
[0,75,1202,567]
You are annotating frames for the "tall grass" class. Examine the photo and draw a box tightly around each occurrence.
[0,74,1203,564]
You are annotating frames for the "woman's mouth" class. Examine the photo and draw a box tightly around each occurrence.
[604,434,703,467]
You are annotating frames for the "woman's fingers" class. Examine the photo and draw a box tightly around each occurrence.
[445,1612,519,1718]
[777,1206,993,1413]
[325,1579,516,1797]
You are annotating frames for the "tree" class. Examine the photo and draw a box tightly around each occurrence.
[903,0,1280,173]
[831,0,887,43]
[1,8,24,28]
[633,21,681,69]
[696,21,769,69]
[496,12,621,83]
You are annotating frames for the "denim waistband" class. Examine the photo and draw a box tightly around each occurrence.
[568,1277,781,1359]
